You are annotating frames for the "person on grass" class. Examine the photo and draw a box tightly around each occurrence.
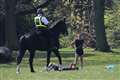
[71,31,84,69]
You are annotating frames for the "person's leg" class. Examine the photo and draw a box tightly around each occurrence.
[80,55,84,69]
[74,53,79,66]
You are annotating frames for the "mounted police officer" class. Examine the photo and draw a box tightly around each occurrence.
[34,8,55,49]
[34,8,49,36]
[34,8,49,29]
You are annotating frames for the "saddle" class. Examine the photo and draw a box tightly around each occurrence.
[35,29,49,38]
[35,29,56,48]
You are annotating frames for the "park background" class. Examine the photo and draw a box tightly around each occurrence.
[0,0,120,80]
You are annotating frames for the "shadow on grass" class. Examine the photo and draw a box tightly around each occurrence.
[111,51,120,55]
[0,63,16,68]
[18,51,96,58]
[85,59,120,67]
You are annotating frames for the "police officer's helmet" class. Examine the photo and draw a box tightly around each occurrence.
[37,8,43,15]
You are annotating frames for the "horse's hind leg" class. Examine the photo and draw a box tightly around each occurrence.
[16,49,26,73]
[29,50,35,72]
[53,49,62,65]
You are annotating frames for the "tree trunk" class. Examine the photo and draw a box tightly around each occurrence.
[0,18,5,46]
[94,0,110,51]
[5,0,18,49]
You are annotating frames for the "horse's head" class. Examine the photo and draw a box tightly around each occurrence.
[50,18,68,36]
[59,18,68,36]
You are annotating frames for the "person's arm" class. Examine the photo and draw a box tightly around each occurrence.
[71,39,75,48]
[41,16,49,25]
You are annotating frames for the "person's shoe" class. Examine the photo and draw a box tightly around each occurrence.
[45,63,53,71]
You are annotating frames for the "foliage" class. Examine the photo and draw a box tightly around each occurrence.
[105,0,120,48]
[105,6,120,31]
[16,14,34,37]
[1,0,118,49]
[60,36,73,48]
[59,28,77,48]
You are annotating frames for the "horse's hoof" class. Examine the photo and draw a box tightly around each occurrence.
[16,66,20,74]
[31,70,35,73]
[16,71,20,74]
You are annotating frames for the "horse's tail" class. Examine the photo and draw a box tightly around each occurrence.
[19,35,27,49]
[19,35,25,42]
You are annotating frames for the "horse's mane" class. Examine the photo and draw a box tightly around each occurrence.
[49,17,65,29]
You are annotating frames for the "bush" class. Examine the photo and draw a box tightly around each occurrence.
[0,47,12,63]
[105,0,120,48]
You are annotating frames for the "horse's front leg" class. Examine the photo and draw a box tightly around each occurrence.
[46,50,52,67]
[53,49,63,70]
[53,49,62,65]
[29,50,35,72]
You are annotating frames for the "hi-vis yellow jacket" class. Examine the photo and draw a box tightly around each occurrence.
[34,16,47,29]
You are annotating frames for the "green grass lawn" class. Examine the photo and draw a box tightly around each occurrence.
[0,48,120,80]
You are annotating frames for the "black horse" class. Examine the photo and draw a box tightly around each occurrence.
[16,18,68,73]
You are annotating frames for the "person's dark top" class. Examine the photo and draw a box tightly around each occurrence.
[75,39,84,56]
[75,39,84,49]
